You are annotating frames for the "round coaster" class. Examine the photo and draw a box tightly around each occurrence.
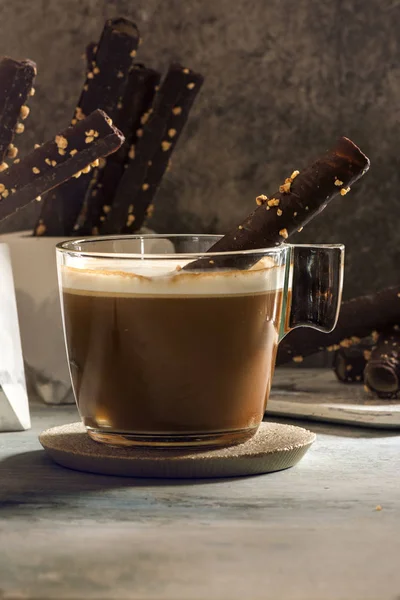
[39,422,316,479]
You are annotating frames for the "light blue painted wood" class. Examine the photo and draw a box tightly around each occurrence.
[0,401,399,599]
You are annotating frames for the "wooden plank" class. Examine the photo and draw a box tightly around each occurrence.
[0,404,399,600]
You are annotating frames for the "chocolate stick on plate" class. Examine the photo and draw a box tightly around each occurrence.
[364,326,400,399]
[185,137,369,271]
[333,343,372,383]
[0,57,36,166]
[78,64,161,235]
[101,64,203,234]
[122,66,204,233]
[277,285,400,365]
[34,17,139,236]
[0,110,124,224]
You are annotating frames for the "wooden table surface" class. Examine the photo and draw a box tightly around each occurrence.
[1,399,399,600]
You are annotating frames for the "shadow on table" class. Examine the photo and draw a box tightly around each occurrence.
[0,448,254,506]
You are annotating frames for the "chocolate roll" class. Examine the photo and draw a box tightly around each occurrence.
[74,17,140,130]
[277,285,400,365]
[35,18,139,236]
[333,342,373,383]
[364,327,400,399]
[78,65,160,235]
[85,42,97,68]
[122,67,204,233]
[0,57,36,164]
[0,110,124,225]
[101,64,203,234]
[185,137,369,271]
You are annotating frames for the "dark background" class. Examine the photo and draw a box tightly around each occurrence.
[0,0,399,300]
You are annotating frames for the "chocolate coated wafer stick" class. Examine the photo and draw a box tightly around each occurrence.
[276,286,400,365]
[333,342,372,383]
[364,327,400,399]
[35,18,139,235]
[101,64,201,234]
[0,57,36,164]
[122,67,204,233]
[85,42,97,68]
[73,18,140,129]
[0,110,123,225]
[186,137,369,271]
[78,65,160,234]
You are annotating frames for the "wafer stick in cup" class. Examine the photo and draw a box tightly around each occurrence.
[276,286,400,365]
[34,18,139,236]
[101,64,203,234]
[185,137,369,271]
[0,110,123,225]
[85,42,98,68]
[0,57,36,166]
[122,67,204,233]
[78,65,160,235]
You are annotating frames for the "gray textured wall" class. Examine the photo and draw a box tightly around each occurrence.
[0,0,399,299]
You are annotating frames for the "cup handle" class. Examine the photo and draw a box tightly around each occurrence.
[283,244,344,337]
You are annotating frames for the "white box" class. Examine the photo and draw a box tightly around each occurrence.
[1,230,173,405]
[1,231,75,404]
[0,243,30,430]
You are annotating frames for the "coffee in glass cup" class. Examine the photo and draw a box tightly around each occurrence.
[57,235,343,448]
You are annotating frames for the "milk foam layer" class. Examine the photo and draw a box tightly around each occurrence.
[61,257,285,296]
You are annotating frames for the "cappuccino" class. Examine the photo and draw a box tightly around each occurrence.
[60,258,284,447]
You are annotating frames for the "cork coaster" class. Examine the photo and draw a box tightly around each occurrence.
[39,422,315,478]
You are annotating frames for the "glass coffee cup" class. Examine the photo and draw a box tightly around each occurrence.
[56,235,343,448]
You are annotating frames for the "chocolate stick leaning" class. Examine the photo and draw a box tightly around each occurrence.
[0,110,124,224]
[276,285,400,365]
[78,65,160,235]
[34,17,139,236]
[0,57,36,166]
[101,64,203,234]
[185,137,369,271]
[121,67,204,233]
[85,42,97,68]
[364,326,400,399]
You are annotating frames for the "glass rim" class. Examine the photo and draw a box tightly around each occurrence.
[56,234,343,261]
